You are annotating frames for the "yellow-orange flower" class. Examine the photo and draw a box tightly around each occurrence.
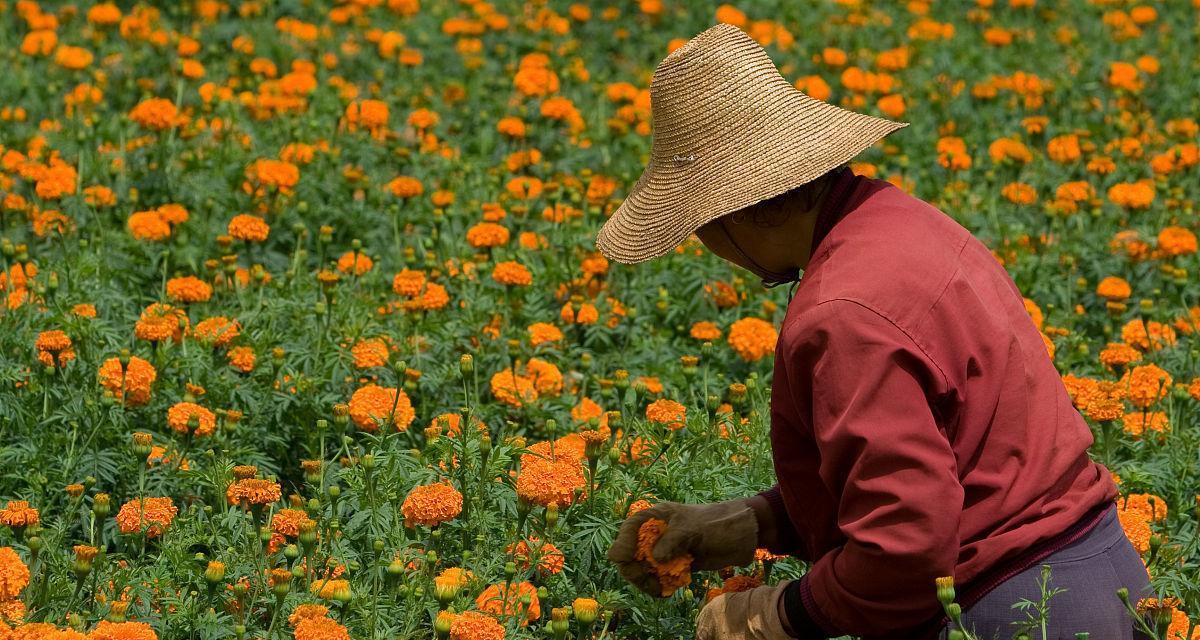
[228,214,270,242]
[167,402,217,437]
[727,317,777,361]
[129,98,180,130]
[97,356,157,406]
[166,276,212,303]
[635,518,692,597]
[475,581,540,625]
[115,497,178,538]
[348,384,415,432]
[401,482,463,527]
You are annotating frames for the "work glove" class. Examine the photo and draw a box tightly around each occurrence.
[607,499,759,597]
[696,580,796,640]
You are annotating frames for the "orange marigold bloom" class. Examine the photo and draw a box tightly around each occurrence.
[35,329,74,368]
[689,321,722,341]
[449,611,505,640]
[1120,364,1172,408]
[515,454,585,508]
[1095,276,1131,301]
[1158,226,1198,257]
[635,518,692,596]
[129,98,180,130]
[336,251,374,275]
[466,222,510,248]
[0,547,30,600]
[508,538,565,577]
[193,317,241,347]
[293,616,350,640]
[245,159,300,194]
[527,322,563,346]
[73,303,97,318]
[287,604,330,627]
[166,276,212,303]
[228,346,257,373]
[645,398,686,430]
[1121,319,1176,352]
[227,478,282,506]
[167,402,217,437]
[272,509,315,539]
[0,502,39,528]
[348,384,415,432]
[1122,411,1169,441]
[351,338,390,368]
[524,358,562,396]
[135,303,188,343]
[727,317,778,361]
[491,369,538,407]
[1099,342,1142,369]
[513,66,559,97]
[115,497,178,538]
[401,482,463,527]
[385,176,423,198]
[1106,180,1155,210]
[492,261,532,286]
[127,210,171,241]
[156,205,189,226]
[475,581,540,625]
[97,356,157,406]
[392,269,427,296]
[228,214,270,242]
[345,99,389,133]
[88,621,158,640]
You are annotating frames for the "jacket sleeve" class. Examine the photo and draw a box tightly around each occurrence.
[781,299,962,638]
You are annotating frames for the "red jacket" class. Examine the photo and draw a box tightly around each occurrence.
[759,167,1118,639]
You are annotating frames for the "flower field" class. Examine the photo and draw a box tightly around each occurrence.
[0,0,1199,639]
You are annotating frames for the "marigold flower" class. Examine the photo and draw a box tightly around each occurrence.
[293,616,350,640]
[88,621,158,640]
[475,581,540,625]
[0,547,29,600]
[1121,319,1176,351]
[401,482,463,527]
[508,538,565,577]
[1157,226,1198,257]
[228,214,270,242]
[635,518,692,596]
[227,478,282,506]
[348,384,415,432]
[1095,276,1131,301]
[490,369,538,407]
[166,276,212,303]
[244,159,300,195]
[135,303,188,343]
[287,604,330,627]
[645,399,686,430]
[492,261,532,286]
[126,210,171,241]
[1121,364,1172,408]
[115,497,177,538]
[0,502,38,529]
[1122,411,1168,441]
[527,322,563,346]
[166,402,217,438]
[385,176,423,198]
[449,611,506,640]
[193,317,241,347]
[466,222,510,248]
[727,317,777,361]
[129,98,180,130]
[351,338,390,368]
[228,346,256,373]
[336,251,374,276]
[272,509,315,539]
[515,454,585,508]
[97,356,157,406]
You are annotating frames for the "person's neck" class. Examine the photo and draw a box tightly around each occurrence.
[786,176,835,271]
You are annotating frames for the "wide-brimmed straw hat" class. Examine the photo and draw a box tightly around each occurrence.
[595,22,909,264]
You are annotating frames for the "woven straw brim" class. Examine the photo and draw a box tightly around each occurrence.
[595,23,909,265]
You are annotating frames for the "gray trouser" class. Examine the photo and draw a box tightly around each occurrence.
[938,504,1153,640]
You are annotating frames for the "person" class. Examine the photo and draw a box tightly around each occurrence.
[595,23,1153,640]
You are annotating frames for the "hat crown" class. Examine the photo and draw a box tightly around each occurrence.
[647,23,794,161]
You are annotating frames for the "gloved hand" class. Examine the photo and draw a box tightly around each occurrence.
[696,580,796,640]
[607,499,759,597]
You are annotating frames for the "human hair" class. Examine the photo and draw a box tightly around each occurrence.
[729,163,848,228]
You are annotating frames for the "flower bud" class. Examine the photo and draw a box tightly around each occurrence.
[459,354,473,375]
[205,560,226,584]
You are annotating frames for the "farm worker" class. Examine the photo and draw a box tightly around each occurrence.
[598,23,1151,640]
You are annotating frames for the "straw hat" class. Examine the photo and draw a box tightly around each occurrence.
[595,23,909,264]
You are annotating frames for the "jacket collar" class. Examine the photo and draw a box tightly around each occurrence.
[809,166,864,260]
